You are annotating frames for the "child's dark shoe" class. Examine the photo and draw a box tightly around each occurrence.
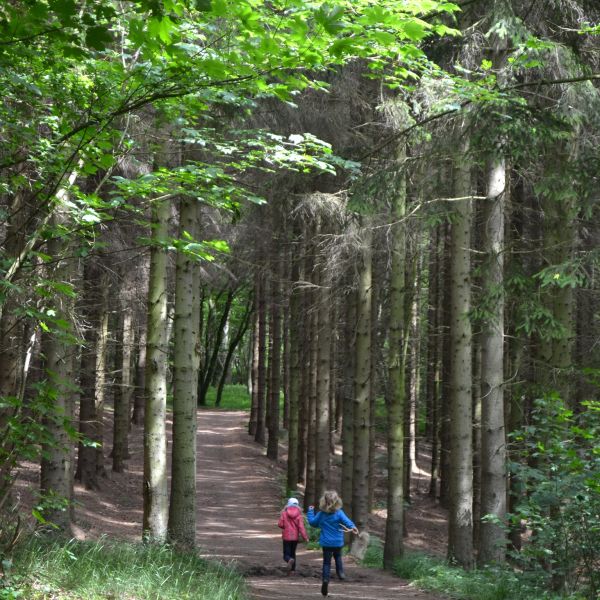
[337,571,346,581]
[321,581,328,596]
[287,558,295,575]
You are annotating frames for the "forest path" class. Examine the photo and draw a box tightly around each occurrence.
[195,410,442,600]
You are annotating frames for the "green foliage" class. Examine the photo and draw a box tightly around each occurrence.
[204,385,251,411]
[360,534,384,568]
[509,395,600,599]
[392,552,570,600]
[2,538,246,599]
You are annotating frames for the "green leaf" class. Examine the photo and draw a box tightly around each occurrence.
[85,25,113,50]
[402,19,428,41]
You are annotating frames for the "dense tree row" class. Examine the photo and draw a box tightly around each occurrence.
[1,0,600,598]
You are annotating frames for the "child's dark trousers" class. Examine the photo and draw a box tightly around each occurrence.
[321,546,344,582]
[283,540,298,570]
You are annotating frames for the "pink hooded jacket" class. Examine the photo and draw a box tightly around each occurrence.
[278,506,308,542]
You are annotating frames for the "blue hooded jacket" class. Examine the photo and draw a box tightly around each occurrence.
[307,507,356,548]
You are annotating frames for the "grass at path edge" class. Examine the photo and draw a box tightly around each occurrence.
[361,536,579,600]
[1,538,247,600]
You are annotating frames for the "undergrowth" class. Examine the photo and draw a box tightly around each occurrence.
[0,538,247,599]
[204,385,251,411]
[359,536,583,600]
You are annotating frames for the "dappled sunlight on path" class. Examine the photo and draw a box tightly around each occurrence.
[196,410,445,600]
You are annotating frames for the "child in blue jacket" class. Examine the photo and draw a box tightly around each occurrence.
[308,490,358,597]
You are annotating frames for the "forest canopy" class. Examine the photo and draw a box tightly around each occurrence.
[1,1,600,599]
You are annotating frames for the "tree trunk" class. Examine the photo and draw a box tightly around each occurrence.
[266,251,281,460]
[168,197,201,548]
[249,277,260,436]
[40,211,75,533]
[304,275,318,509]
[199,290,234,405]
[352,222,372,531]
[403,252,417,503]
[478,156,507,565]
[287,257,301,493]
[113,307,134,472]
[384,153,407,569]
[254,273,267,446]
[368,263,379,512]
[447,141,474,569]
[132,315,148,427]
[282,271,291,431]
[426,228,440,497]
[76,270,107,490]
[315,263,331,500]
[341,286,356,517]
[95,294,110,479]
[143,198,170,543]
[439,223,452,508]
[216,297,252,407]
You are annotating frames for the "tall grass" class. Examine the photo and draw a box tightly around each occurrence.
[204,385,251,411]
[4,538,247,599]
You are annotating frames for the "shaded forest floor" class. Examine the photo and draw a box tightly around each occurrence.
[15,409,448,599]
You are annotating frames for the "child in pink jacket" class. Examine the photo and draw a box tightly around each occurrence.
[278,497,308,574]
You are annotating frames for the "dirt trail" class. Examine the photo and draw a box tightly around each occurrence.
[34,408,446,599]
[194,410,442,600]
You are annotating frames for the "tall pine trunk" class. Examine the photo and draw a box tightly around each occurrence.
[254,273,267,446]
[113,307,134,472]
[266,250,281,460]
[315,263,331,500]
[384,153,407,569]
[287,257,301,492]
[249,276,260,436]
[352,223,372,530]
[143,199,170,543]
[40,210,75,533]
[478,156,507,565]
[340,285,355,516]
[169,197,201,547]
[447,140,474,568]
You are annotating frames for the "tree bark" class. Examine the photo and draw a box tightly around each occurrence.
[143,198,170,543]
[266,250,282,460]
[352,222,372,531]
[384,153,407,569]
[341,285,356,518]
[113,307,134,472]
[254,273,267,446]
[216,296,252,406]
[40,210,76,533]
[478,156,507,565]
[198,290,234,405]
[249,276,260,436]
[447,140,474,569]
[426,228,440,498]
[132,314,148,427]
[315,262,331,500]
[168,197,201,548]
[287,257,301,492]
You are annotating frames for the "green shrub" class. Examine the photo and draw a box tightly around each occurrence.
[510,395,600,599]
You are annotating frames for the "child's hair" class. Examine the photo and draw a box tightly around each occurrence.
[319,490,342,513]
